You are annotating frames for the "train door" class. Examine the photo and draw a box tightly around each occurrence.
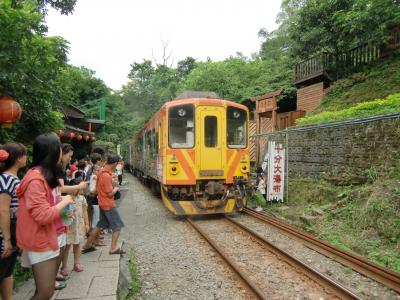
[198,107,224,175]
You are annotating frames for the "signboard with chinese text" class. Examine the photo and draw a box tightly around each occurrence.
[267,141,285,202]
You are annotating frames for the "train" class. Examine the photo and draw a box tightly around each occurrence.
[128,96,250,215]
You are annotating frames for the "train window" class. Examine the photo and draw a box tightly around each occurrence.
[204,116,218,147]
[227,107,247,148]
[168,104,194,148]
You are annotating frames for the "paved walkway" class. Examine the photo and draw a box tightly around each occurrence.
[13,182,132,300]
[14,233,121,300]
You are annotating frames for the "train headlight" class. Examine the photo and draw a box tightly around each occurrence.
[240,164,248,173]
[169,163,179,175]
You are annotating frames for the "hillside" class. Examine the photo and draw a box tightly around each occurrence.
[314,53,400,113]
[255,53,400,273]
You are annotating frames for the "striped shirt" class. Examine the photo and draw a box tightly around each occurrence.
[0,173,20,251]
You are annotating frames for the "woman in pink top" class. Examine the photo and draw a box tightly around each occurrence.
[17,134,73,300]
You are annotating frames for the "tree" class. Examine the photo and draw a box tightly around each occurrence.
[11,0,77,15]
[0,1,70,143]
[286,0,400,59]
[58,66,109,106]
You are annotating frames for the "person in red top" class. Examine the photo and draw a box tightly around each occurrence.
[16,134,73,300]
[82,153,125,255]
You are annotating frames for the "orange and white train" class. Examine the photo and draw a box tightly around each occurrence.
[129,97,250,215]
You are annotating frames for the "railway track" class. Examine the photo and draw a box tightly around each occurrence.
[187,216,362,300]
[243,208,400,294]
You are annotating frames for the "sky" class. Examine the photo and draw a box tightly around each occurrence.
[46,0,282,90]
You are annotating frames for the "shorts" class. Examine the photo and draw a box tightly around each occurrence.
[97,208,124,231]
[21,249,59,267]
[20,234,63,267]
[0,251,18,282]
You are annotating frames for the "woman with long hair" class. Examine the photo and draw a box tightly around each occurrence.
[16,134,73,300]
[0,143,27,300]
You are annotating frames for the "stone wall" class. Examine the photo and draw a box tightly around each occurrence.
[258,114,400,178]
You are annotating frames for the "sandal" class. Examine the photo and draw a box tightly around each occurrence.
[73,263,84,272]
[81,246,96,254]
[109,248,126,255]
[55,281,67,290]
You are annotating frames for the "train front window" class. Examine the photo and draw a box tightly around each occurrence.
[168,104,194,148]
[227,107,247,148]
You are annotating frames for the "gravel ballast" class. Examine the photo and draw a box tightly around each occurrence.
[120,174,253,299]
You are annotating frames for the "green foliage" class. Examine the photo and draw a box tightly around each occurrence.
[266,174,400,272]
[314,54,400,113]
[124,249,141,299]
[94,140,116,152]
[182,56,293,101]
[11,0,77,15]
[0,1,71,144]
[13,258,33,287]
[297,93,400,125]
[285,0,400,59]
[57,66,109,107]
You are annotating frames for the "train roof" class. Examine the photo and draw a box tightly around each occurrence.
[132,98,248,139]
[162,98,249,111]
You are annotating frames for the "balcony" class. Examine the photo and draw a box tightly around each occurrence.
[294,29,400,85]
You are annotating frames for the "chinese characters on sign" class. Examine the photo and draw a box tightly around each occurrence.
[267,141,285,202]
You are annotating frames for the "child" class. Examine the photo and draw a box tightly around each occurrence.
[60,178,89,274]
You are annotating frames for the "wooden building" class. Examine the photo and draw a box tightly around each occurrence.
[294,28,400,111]
[250,89,305,164]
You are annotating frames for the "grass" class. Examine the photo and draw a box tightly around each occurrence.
[121,249,141,300]
[314,53,400,113]
[13,258,33,288]
[263,166,400,272]
[297,92,400,126]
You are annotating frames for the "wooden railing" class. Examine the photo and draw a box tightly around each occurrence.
[294,29,400,84]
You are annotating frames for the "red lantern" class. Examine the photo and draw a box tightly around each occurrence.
[0,96,22,128]
[76,135,83,141]
[84,135,90,141]
[57,129,64,137]
[66,132,75,139]
[91,136,96,141]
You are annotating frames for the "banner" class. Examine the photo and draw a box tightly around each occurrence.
[267,141,285,202]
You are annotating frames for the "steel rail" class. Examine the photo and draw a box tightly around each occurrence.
[225,216,362,300]
[243,207,400,293]
[186,218,267,300]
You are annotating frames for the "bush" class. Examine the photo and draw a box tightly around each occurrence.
[297,93,400,126]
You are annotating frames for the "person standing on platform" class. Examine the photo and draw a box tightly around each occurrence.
[82,153,125,255]
[0,143,27,300]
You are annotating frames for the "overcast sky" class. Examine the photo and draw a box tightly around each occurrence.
[46,0,282,90]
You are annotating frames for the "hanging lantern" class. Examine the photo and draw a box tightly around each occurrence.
[84,135,90,141]
[76,135,83,141]
[91,136,96,142]
[57,129,64,137]
[0,96,23,128]
[66,132,75,139]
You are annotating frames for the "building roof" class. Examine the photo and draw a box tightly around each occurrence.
[250,89,284,102]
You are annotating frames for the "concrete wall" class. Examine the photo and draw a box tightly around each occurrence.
[258,114,400,178]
